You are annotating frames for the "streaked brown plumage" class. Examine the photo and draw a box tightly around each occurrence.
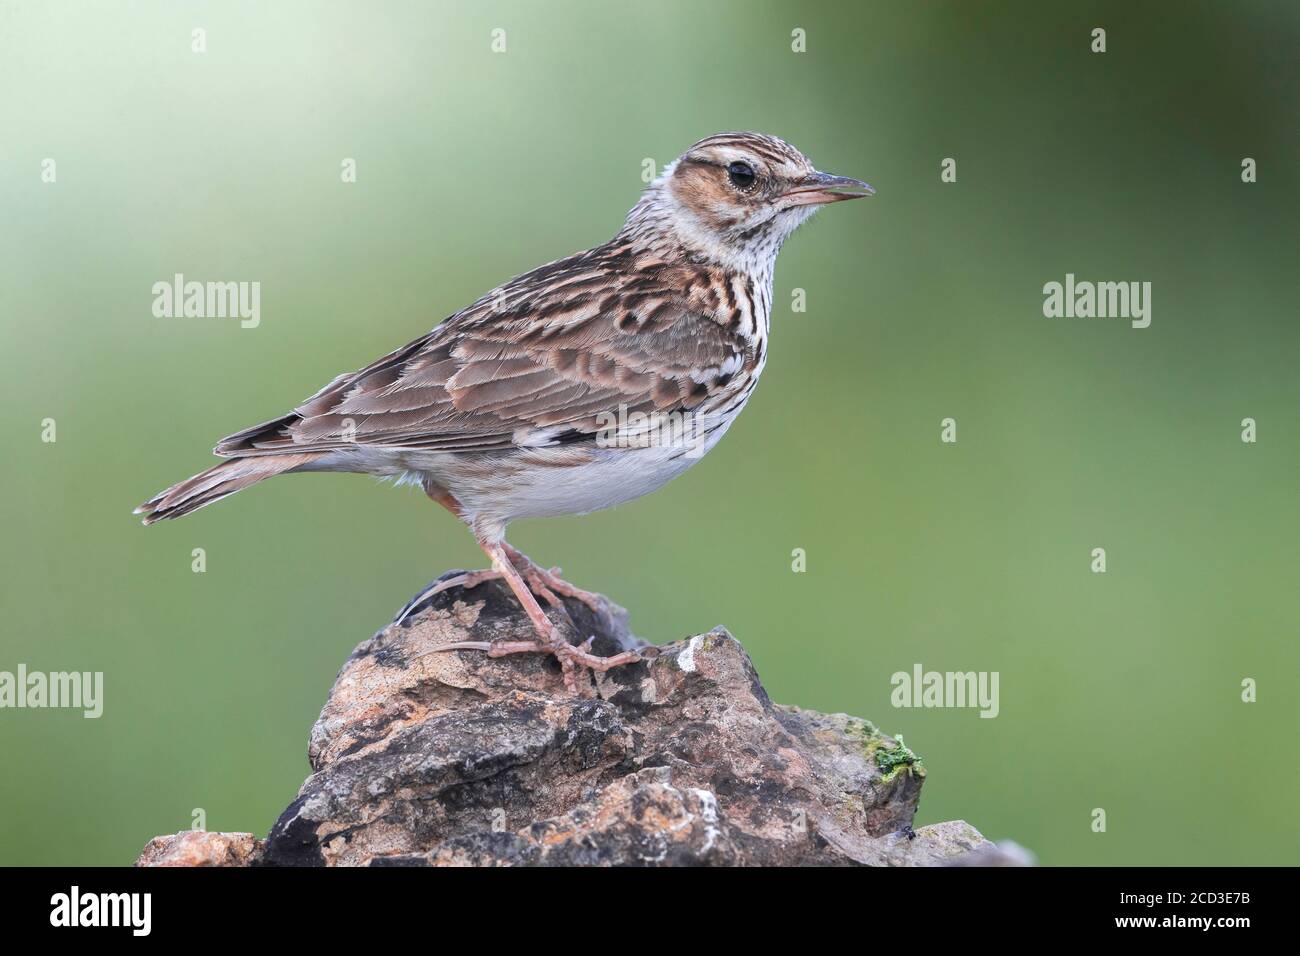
[138,132,872,692]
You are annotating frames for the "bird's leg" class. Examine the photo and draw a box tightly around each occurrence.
[463,540,641,691]
[476,539,580,694]
[416,484,640,691]
[415,483,576,613]
[433,539,642,694]
[500,543,611,620]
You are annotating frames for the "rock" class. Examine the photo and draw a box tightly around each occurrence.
[136,830,263,867]
[135,571,1011,866]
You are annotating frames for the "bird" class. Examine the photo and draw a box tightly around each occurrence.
[137,132,873,693]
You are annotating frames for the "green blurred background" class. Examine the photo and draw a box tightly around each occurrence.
[2,0,1297,866]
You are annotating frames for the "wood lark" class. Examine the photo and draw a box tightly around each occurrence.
[137,132,873,692]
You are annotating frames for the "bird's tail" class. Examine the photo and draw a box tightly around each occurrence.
[134,452,322,524]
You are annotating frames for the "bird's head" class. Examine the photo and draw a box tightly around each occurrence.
[626,132,873,271]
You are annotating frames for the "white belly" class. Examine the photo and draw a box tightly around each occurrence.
[308,410,739,538]
[443,444,704,520]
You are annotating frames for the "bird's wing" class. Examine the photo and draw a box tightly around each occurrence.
[214,250,749,458]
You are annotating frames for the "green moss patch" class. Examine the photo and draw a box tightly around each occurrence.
[873,735,923,780]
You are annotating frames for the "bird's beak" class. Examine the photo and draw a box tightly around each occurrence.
[780,171,875,206]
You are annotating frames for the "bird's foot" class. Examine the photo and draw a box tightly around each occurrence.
[434,635,643,696]
[403,541,635,695]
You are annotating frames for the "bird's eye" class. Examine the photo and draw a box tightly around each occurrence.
[727,161,757,190]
